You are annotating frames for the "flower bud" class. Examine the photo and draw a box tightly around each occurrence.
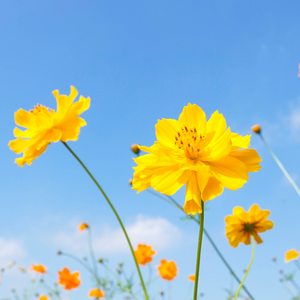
[251,124,261,134]
[57,250,62,255]
[128,178,133,186]
[98,258,103,263]
[131,144,140,155]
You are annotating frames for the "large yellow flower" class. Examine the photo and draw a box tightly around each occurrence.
[225,204,273,247]
[9,86,90,167]
[132,104,262,214]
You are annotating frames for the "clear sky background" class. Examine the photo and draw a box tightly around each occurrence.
[1,0,300,299]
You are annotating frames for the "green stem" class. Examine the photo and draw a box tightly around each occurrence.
[62,142,149,300]
[193,200,204,300]
[259,134,300,197]
[294,260,300,272]
[87,228,99,280]
[233,235,256,300]
[147,191,255,300]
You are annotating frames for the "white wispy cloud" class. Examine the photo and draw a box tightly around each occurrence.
[0,238,26,267]
[51,215,182,255]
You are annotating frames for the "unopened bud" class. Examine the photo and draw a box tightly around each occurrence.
[160,291,164,295]
[57,251,62,255]
[272,257,276,262]
[128,179,133,186]
[251,124,261,134]
[131,144,140,155]
[98,258,103,263]
[119,262,123,267]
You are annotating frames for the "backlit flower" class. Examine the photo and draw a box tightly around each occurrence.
[134,244,156,265]
[132,104,262,215]
[78,222,89,231]
[157,259,177,281]
[89,288,105,299]
[9,86,90,167]
[58,267,81,290]
[188,275,195,281]
[30,264,47,273]
[225,204,273,247]
[285,249,300,262]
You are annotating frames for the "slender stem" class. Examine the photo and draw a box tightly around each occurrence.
[150,192,255,300]
[60,251,96,277]
[193,200,204,300]
[259,134,300,197]
[62,142,149,300]
[294,260,300,272]
[233,236,256,300]
[87,228,99,280]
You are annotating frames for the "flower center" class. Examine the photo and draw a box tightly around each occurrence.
[174,126,205,160]
[244,223,255,233]
[30,104,54,116]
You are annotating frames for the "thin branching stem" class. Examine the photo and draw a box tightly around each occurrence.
[62,142,149,300]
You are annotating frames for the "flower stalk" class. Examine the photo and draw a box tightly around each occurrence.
[259,133,300,198]
[233,235,256,300]
[193,200,204,300]
[62,142,149,300]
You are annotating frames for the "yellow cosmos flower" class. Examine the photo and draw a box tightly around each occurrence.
[225,204,274,247]
[78,222,89,231]
[285,249,300,262]
[9,86,90,167]
[89,288,105,299]
[132,104,262,214]
[39,296,48,300]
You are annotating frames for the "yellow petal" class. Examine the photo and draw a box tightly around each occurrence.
[231,133,250,150]
[205,111,227,143]
[230,149,262,172]
[184,172,202,215]
[155,119,181,148]
[13,127,35,138]
[178,104,207,136]
[206,156,249,190]
[15,109,37,129]
[201,177,224,201]
[151,166,191,195]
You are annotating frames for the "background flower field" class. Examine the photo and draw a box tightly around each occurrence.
[1,1,300,299]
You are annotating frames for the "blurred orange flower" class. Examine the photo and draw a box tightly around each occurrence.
[89,288,105,299]
[9,86,90,167]
[188,275,195,281]
[157,259,177,281]
[285,249,300,262]
[39,296,48,300]
[58,267,81,290]
[78,222,89,231]
[225,204,273,247]
[134,244,156,265]
[251,125,261,134]
[30,264,47,274]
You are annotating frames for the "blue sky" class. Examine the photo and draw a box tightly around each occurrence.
[1,0,300,299]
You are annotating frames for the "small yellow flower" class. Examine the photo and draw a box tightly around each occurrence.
[9,86,90,167]
[251,125,261,134]
[89,288,105,299]
[78,222,89,231]
[225,204,274,247]
[30,264,47,273]
[285,249,300,262]
[157,259,177,281]
[39,296,48,300]
[132,104,262,215]
[134,244,156,265]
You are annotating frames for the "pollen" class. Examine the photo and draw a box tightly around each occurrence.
[174,127,205,160]
[30,104,54,116]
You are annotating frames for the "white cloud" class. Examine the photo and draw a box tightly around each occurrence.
[289,106,300,135]
[0,238,26,267]
[52,215,182,255]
